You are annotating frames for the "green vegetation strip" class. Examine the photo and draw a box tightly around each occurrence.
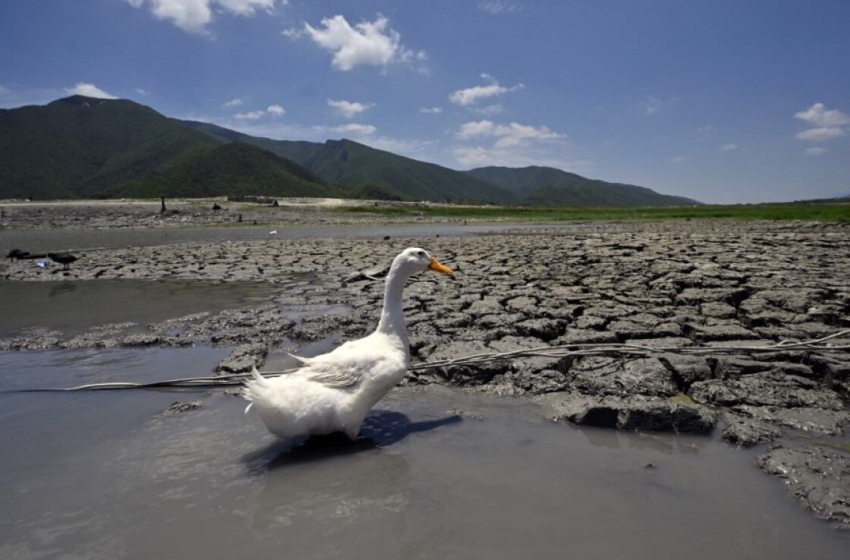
[334,202,850,223]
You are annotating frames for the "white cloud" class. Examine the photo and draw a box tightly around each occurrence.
[456,120,563,148]
[126,0,281,34]
[223,98,243,108]
[234,110,264,120]
[671,155,688,163]
[64,82,117,99]
[642,95,661,115]
[796,127,845,141]
[216,0,280,16]
[297,14,417,71]
[697,124,713,134]
[0,85,8,95]
[473,104,503,116]
[805,147,828,157]
[419,106,442,114]
[478,1,529,14]
[795,103,850,127]
[266,104,285,116]
[452,146,592,172]
[134,88,150,96]
[328,99,374,118]
[721,143,738,151]
[332,123,376,135]
[449,74,524,106]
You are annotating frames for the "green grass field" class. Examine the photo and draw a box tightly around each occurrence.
[333,202,850,223]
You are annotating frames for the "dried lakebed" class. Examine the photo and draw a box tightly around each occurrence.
[2,220,850,533]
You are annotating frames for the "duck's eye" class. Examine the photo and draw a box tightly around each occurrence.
[418,251,425,257]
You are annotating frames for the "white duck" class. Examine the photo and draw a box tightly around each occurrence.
[243,247,452,440]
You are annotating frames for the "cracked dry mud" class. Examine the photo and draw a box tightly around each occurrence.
[3,219,850,527]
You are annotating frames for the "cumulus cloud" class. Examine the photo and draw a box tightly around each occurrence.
[65,82,117,99]
[473,104,503,116]
[805,147,828,157]
[449,74,524,106]
[453,146,592,172]
[333,123,376,135]
[266,104,285,116]
[419,106,442,114]
[292,14,418,71]
[223,98,243,108]
[721,143,738,151]
[126,0,281,34]
[328,99,374,118]
[795,103,850,127]
[796,127,845,141]
[235,110,264,120]
[456,120,563,149]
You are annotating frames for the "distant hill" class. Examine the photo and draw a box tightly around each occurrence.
[109,142,338,199]
[181,121,514,204]
[0,95,700,207]
[465,166,701,207]
[0,96,216,199]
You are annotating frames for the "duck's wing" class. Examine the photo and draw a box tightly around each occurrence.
[296,338,393,388]
[300,360,364,388]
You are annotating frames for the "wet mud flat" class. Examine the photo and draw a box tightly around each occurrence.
[2,219,850,535]
[0,198,475,231]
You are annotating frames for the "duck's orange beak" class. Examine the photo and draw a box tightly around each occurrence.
[428,257,452,275]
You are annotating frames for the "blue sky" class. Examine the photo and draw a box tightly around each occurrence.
[1,0,848,203]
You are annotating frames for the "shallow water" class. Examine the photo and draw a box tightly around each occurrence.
[0,222,571,255]
[0,279,280,338]
[1,348,848,560]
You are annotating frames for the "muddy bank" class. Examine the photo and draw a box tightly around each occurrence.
[3,219,850,527]
[0,198,471,230]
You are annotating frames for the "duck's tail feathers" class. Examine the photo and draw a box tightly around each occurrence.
[287,352,314,366]
[249,366,269,386]
[242,366,270,415]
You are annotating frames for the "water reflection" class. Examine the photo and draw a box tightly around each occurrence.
[246,411,461,554]
[48,281,77,298]
[244,410,463,472]
[575,424,709,455]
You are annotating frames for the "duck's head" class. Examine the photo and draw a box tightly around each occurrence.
[396,247,453,275]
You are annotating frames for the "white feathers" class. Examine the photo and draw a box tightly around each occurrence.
[242,248,451,440]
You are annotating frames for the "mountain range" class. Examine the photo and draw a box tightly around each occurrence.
[0,95,701,206]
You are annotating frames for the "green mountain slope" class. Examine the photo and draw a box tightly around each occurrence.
[109,142,339,198]
[465,166,700,207]
[0,96,217,199]
[0,96,699,206]
[181,121,514,204]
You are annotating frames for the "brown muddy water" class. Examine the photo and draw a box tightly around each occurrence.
[1,276,849,559]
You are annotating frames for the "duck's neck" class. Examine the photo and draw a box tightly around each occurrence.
[376,260,410,345]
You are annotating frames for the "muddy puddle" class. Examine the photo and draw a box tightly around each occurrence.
[0,279,281,339]
[1,347,848,560]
